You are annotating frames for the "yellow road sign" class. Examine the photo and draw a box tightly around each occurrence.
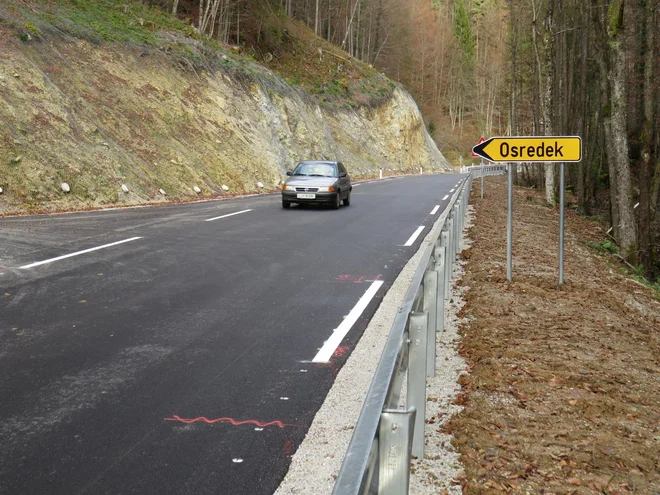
[472,136,582,162]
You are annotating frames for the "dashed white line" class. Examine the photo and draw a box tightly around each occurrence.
[312,280,384,363]
[205,209,253,222]
[450,188,455,193]
[430,205,440,215]
[442,195,449,201]
[19,237,143,269]
[404,226,425,247]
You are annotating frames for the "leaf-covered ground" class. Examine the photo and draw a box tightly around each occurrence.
[448,175,659,494]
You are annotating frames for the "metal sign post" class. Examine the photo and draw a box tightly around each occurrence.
[507,163,513,281]
[559,163,565,285]
[472,136,582,286]
[480,159,484,199]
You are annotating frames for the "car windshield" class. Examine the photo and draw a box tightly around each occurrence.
[292,163,337,177]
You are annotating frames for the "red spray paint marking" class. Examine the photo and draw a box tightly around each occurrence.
[283,440,295,455]
[313,345,351,376]
[332,345,350,358]
[164,415,307,429]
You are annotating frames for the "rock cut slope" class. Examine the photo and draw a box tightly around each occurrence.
[0,5,450,215]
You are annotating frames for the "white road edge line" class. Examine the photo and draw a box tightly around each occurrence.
[205,209,253,222]
[430,205,440,215]
[312,280,384,363]
[404,226,425,247]
[442,195,449,201]
[19,237,143,269]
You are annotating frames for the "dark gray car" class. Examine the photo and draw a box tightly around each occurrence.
[281,160,352,209]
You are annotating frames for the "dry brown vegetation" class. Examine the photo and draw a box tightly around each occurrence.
[448,175,659,494]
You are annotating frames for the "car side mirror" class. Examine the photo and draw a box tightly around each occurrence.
[286,171,292,176]
[339,172,347,178]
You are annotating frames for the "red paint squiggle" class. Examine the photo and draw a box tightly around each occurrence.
[164,415,307,429]
[332,345,350,358]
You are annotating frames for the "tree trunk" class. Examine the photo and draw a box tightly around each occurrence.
[542,0,555,204]
[576,2,590,214]
[509,0,518,182]
[639,0,656,277]
[605,0,638,264]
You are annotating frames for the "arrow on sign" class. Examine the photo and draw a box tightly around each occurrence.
[471,137,485,157]
[472,136,582,163]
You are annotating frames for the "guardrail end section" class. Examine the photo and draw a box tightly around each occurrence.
[378,408,416,495]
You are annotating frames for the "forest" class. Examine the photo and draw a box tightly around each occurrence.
[96,0,660,281]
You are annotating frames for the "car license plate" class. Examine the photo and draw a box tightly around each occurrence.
[297,193,316,199]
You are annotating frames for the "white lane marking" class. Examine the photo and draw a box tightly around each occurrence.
[450,189,455,193]
[442,195,449,201]
[430,205,440,215]
[404,226,425,247]
[312,280,384,363]
[353,184,362,187]
[205,209,253,222]
[19,237,142,269]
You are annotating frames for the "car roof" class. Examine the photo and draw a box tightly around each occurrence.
[297,160,339,165]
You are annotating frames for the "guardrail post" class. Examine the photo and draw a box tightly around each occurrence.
[434,244,446,332]
[440,230,450,298]
[459,192,465,232]
[378,408,416,495]
[445,215,454,276]
[452,204,460,265]
[408,312,428,459]
[423,270,438,377]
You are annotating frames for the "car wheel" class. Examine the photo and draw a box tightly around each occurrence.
[343,191,351,206]
[332,192,341,209]
[282,201,291,209]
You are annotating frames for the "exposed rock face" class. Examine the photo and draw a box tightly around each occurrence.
[0,35,450,214]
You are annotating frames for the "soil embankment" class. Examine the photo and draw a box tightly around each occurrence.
[448,175,659,493]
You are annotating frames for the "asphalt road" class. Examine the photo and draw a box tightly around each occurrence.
[0,173,465,495]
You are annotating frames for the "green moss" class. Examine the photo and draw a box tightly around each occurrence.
[24,21,41,35]
[606,0,623,37]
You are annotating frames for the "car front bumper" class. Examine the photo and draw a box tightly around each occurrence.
[281,190,339,204]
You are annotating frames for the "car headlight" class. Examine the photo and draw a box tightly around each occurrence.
[283,184,297,191]
[317,186,335,192]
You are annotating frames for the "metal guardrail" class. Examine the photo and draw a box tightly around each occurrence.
[460,164,507,177]
[332,172,475,495]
